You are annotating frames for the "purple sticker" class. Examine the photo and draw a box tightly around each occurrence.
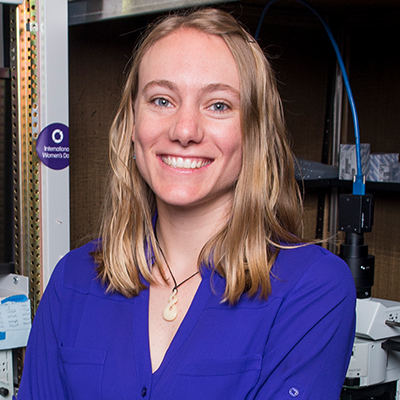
[36,123,69,170]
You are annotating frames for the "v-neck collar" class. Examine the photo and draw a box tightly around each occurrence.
[130,211,218,389]
[132,266,213,390]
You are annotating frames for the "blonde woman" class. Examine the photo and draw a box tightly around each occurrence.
[19,8,355,400]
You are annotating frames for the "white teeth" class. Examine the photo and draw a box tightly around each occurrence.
[161,156,210,169]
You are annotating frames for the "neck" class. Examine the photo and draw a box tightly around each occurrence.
[155,200,231,276]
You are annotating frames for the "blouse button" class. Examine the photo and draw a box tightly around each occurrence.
[141,386,147,397]
[289,387,299,397]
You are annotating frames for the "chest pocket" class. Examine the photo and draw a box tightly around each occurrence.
[59,346,107,400]
[170,354,262,400]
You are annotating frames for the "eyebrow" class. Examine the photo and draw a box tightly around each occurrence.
[201,83,240,97]
[142,80,240,97]
[142,80,177,93]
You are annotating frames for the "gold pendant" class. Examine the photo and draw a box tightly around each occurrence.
[163,289,178,321]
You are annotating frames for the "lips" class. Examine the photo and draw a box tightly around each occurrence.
[161,156,212,169]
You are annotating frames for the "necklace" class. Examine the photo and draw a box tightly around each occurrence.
[157,244,200,322]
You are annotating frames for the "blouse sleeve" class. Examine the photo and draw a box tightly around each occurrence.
[253,253,356,400]
[17,256,67,399]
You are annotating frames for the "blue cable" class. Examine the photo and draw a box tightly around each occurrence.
[255,0,365,195]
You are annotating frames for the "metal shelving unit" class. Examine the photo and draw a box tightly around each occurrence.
[2,0,69,312]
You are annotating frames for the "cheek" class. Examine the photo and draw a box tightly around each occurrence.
[229,130,244,178]
[132,128,149,178]
[222,126,243,164]
[216,135,243,186]
[133,122,150,156]
[133,151,153,191]
[133,137,148,169]
[133,114,161,148]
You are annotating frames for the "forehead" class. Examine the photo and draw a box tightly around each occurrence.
[138,28,240,90]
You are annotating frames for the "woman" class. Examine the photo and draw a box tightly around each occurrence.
[18,8,355,400]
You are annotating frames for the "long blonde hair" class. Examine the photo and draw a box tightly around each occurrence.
[94,8,304,303]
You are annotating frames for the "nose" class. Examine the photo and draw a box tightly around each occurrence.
[169,106,204,147]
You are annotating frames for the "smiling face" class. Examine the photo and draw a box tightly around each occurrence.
[133,28,242,213]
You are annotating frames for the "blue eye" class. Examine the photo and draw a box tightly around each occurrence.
[154,98,171,107]
[210,102,229,112]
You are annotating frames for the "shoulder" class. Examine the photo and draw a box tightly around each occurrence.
[49,240,132,302]
[271,244,355,300]
[49,240,100,295]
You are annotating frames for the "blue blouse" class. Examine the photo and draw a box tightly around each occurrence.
[18,241,355,400]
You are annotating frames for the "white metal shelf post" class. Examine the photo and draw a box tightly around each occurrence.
[37,0,70,289]
[13,0,69,313]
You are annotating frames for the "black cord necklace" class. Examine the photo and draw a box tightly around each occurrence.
[157,243,200,322]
